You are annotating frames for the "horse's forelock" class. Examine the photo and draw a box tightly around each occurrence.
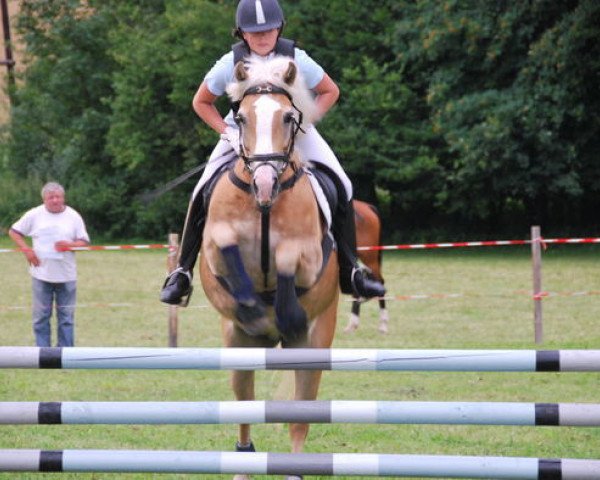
[226,55,318,126]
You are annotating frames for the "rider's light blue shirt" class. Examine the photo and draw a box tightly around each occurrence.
[204,48,325,96]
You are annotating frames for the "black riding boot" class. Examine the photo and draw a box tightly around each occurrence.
[159,192,206,306]
[334,200,386,299]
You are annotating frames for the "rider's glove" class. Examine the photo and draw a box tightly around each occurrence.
[221,126,241,156]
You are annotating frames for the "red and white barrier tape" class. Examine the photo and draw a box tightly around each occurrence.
[0,244,172,254]
[357,237,600,251]
[1,237,599,254]
[71,244,170,251]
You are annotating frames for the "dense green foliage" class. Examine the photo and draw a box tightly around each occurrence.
[1,0,599,240]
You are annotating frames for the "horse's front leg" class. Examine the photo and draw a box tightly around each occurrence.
[273,242,317,342]
[288,298,337,456]
[274,273,307,342]
[221,244,269,335]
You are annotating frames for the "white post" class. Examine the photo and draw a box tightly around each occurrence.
[167,233,179,348]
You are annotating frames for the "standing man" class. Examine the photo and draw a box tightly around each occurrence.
[9,182,90,347]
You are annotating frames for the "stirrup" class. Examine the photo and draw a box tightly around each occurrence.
[350,266,386,299]
[160,268,193,307]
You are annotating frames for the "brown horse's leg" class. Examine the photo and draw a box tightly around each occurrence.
[220,244,269,335]
[345,297,361,332]
[275,273,308,342]
[222,320,256,449]
[288,297,338,453]
[378,297,389,334]
[231,369,254,446]
[223,318,277,459]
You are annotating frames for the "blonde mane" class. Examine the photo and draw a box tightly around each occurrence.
[226,55,319,127]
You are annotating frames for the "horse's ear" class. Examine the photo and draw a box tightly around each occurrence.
[283,61,297,86]
[234,61,247,81]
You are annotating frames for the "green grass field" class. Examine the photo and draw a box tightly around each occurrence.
[1,239,599,479]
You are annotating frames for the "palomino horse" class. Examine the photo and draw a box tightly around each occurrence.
[199,56,339,478]
[344,200,388,334]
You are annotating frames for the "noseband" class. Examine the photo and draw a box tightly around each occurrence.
[234,83,304,174]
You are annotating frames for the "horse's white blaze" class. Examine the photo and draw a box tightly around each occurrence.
[253,95,281,154]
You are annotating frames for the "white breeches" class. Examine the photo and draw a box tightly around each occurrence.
[192,125,353,201]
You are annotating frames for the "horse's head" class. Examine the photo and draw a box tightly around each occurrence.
[226,56,317,210]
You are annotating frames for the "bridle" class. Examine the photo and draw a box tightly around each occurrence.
[234,83,305,176]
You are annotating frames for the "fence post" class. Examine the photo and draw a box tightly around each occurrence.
[167,233,179,348]
[531,226,543,344]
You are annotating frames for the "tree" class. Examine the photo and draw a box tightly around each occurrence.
[395,0,600,234]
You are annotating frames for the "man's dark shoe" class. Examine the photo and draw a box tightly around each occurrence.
[160,268,193,307]
[351,267,386,299]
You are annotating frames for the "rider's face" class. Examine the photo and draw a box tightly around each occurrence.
[242,29,279,57]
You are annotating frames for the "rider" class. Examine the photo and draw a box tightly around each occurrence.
[160,0,386,306]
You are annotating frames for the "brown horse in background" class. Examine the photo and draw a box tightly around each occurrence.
[344,199,388,334]
[199,56,339,479]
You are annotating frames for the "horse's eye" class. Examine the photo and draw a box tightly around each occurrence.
[234,114,245,125]
[283,112,294,124]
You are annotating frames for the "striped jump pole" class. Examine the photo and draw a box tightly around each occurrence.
[1,450,599,478]
[2,347,600,371]
[2,401,600,427]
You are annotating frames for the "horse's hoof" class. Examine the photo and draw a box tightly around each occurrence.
[378,310,389,334]
[233,475,251,480]
[238,315,271,337]
[236,301,269,336]
[285,476,303,480]
[276,307,307,342]
[344,314,360,333]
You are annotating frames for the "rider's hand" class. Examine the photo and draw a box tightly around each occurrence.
[221,126,241,156]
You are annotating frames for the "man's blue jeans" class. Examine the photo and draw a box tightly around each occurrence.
[31,278,77,347]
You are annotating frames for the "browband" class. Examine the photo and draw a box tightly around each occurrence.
[242,83,293,101]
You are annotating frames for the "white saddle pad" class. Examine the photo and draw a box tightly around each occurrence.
[304,167,332,230]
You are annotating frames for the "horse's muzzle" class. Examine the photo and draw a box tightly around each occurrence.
[252,163,280,208]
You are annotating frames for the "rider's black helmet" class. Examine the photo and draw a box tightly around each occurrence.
[236,0,285,33]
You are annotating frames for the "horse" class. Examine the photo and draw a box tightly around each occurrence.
[198,55,339,479]
[344,200,388,334]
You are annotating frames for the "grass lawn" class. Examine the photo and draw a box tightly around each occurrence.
[1,238,599,479]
